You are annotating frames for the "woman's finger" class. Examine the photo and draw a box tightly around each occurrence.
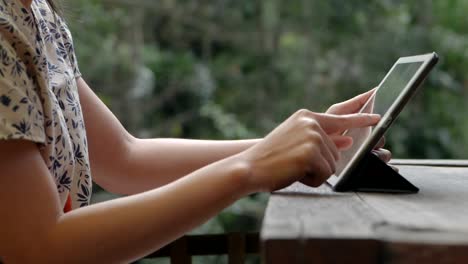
[327,88,376,115]
[313,112,381,134]
[331,135,353,151]
[313,127,338,173]
[302,155,333,187]
[372,148,392,163]
[303,116,340,161]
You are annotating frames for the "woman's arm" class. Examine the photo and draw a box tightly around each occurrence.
[77,78,261,194]
[0,107,379,263]
[123,138,261,194]
[79,78,386,195]
[0,139,250,263]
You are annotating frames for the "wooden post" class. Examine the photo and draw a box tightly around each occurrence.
[228,232,246,264]
[170,236,191,264]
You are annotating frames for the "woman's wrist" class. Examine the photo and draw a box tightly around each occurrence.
[221,153,259,197]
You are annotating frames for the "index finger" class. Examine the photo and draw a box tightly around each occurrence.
[321,113,381,134]
[340,113,381,129]
[327,88,376,115]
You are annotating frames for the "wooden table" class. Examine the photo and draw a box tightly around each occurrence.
[261,160,468,264]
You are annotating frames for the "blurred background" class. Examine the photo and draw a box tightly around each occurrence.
[65,0,468,262]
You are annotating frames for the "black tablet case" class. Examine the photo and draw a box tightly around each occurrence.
[333,151,419,193]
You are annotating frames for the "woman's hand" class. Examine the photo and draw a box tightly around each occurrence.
[239,109,380,192]
[327,89,393,164]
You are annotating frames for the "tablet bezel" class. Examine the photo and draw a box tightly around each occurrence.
[330,52,439,191]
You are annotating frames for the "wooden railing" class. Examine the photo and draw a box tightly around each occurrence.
[139,232,260,264]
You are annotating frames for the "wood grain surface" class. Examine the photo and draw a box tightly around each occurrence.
[390,159,468,167]
[261,164,468,264]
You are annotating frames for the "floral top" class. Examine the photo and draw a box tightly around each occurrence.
[0,0,91,209]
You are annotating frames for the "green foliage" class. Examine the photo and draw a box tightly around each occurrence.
[69,0,468,257]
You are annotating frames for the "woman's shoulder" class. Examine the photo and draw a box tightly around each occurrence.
[0,1,45,140]
[0,1,38,47]
[0,0,31,23]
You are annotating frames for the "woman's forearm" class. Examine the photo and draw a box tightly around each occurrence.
[107,138,260,195]
[78,78,259,195]
[43,155,251,263]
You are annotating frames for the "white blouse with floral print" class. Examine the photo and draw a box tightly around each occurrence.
[0,0,92,210]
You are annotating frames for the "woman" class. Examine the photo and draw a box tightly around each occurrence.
[0,0,388,262]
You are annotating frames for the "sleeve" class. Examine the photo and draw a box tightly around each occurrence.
[67,36,81,78]
[0,33,46,143]
[58,17,81,78]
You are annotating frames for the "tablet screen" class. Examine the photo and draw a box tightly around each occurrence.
[372,62,423,115]
[332,61,424,180]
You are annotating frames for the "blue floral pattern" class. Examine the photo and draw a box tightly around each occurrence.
[0,0,91,209]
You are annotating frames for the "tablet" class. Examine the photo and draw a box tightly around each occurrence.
[328,52,438,191]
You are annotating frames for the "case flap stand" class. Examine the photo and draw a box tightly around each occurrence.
[345,152,419,193]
